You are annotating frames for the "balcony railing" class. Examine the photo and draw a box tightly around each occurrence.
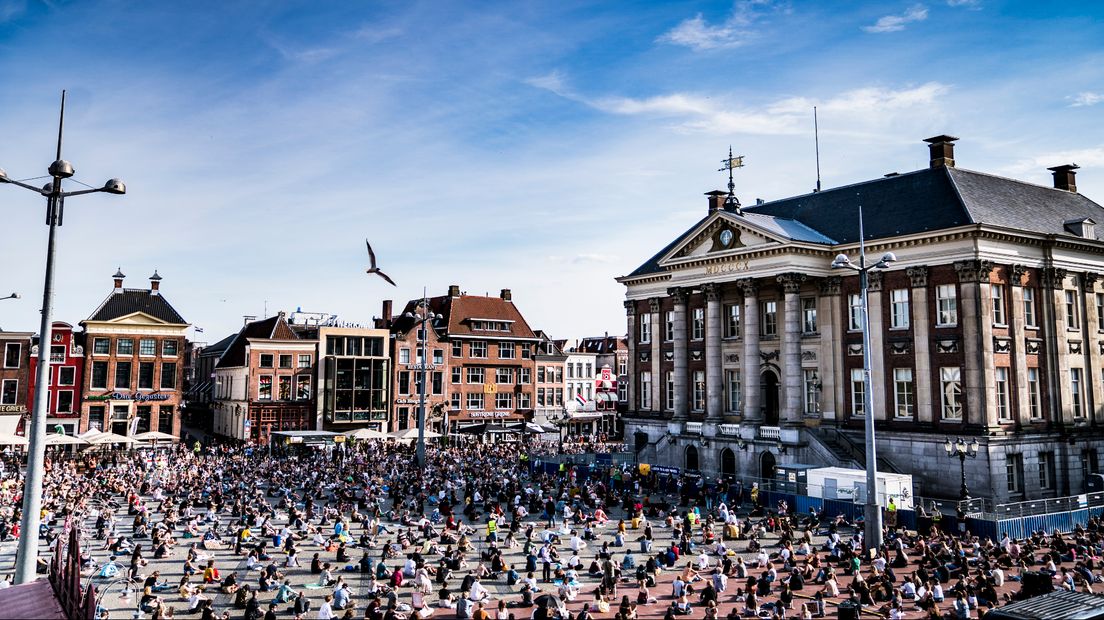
[719,423,741,436]
[685,421,703,434]
[759,425,781,440]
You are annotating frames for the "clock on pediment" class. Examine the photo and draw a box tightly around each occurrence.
[709,225,743,252]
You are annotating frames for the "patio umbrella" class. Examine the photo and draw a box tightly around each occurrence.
[131,431,179,442]
[345,428,388,440]
[388,428,442,440]
[86,432,140,445]
[0,433,28,446]
[455,423,487,434]
[44,433,90,446]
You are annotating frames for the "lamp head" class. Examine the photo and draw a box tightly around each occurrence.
[102,178,126,195]
[944,438,953,455]
[48,159,74,179]
[831,253,852,270]
[878,252,898,266]
[0,168,8,183]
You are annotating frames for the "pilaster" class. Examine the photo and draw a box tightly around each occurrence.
[866,270,887,421]
[649,297,662,413]
[669,288,689,419]
[907,267,933,424]
[703,283,724,421]
[955,259,994,427]
[1043,267,1071,426]
[1009,266,1031,429]
[625,301,637,413]
[818,276,841,421]
[737,279,762,422]
[1081,273,1101,426]
[778,273,805,425]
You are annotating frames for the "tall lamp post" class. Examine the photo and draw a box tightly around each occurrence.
[1,91,126,584]
[830,209,895,554]
[403,291,441,468]
[944,437,979,501]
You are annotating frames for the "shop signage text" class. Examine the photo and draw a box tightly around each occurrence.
[0,405,27,413]
[86,392,172,403]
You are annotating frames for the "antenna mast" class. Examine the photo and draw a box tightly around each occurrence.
[719,146,745,214]
[814,106,822,192]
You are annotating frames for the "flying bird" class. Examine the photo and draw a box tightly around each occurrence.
[365,239,396,286]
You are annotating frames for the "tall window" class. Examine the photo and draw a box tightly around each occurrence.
[802,298,818,334]
[639,313,652,343]
[1023,288,1037,328]
[3,343,20,368]
[91,361,108,389]
[1082,449,1100,486]
[1098,293,1104,332]
[639,372,652,409]
[691,308,705,340]
[138,362,155,389]
[93,338,109,355]
[519,368,530,384]
[398,372,410,394]
[56,391,73,413]
[941,367,963,420]
[466,393,484,410]
[803,369,819,414]
[1027,367,1042,419]
[724,304,741,338]
[259,353,273,368]
[1071,367,1084,418]
[466,367,485,384]
[117,338,134,355]
[499,342,516,359]
[995,367,1011,421]
[1007,454,1024,494]
[163,340,178,356]
[452,341,463,357]
[664,371,675,410]
[893,368,914,418]
[1066,290,1080,329]
[470,341,487,358]
[890,289,910,329]
[726,370,741,413]
[278,376,292,400]
[663,312,674,342]
[296,375,311,400]
[139,339,156,356]
[936,285,957,326]
[1039,451,1056,490]
[58,367,75,386]
[991,284,1006,325]
[848,294,863,331]
[0,380,16,405]
[761,301,777,337]
[850,368,865,416]
[115,361,132,389]
[399,348,410,364]
[258,375,272,400]
[692,370,705,411]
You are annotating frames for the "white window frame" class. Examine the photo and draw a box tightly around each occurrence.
[1071,367,1084,418]
[399,348,410,364]
[495,392,513,410]
[802,298,818,334]
[470,341,487,358]
[3,343,21,368]
[848,294,863,331]
[992,284,1006,326]
[639,372,652,409]
[725,304,741,338]
[893,368,914,418]
[1027,367,1042,420]
[726,370,741,413]
[1023,288,1037,328]
[803,369,819,414]
[1039,451,1055,490]
[936,284,958,327]
[691,308,705,340]
[850,368,865,417]
[466,367,485,384]
[518,393,531,409]
[995,367,1011,421]
[1007,454,1024,494]
[93,338,110,355]
[639,313,652,344]
[114,361,132,389]
[664,371,674,411]
[890,289,910,329]
[139,338,157,357]
[466,393,484,410]
[495,367,513,384]
[162,339,178,357]
[117,338,134,356]
[1066,290,1080,330]
[761,301,777,337]
[1097,293,1104,332]
[663,312,674,342]
[940,366,963,421]
[499,342,516,359]
[298,354,311,368]
[57,366,75,386]
[692,370,705,411]
[519,368,531,384]
[56,390,73,413]
[0,379,17,405]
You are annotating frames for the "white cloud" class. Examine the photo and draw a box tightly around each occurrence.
[524,70,570,97]
[1070,92,1104,107]
[863,4,928,33]
[1005,147,1104,176]
[657,1,781,51]
[946,0,981,8]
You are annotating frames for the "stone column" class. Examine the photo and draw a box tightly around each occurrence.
[624,300,637,413]
[649,297,662,413]
[778,273,806,425]
[704,283,724,420]
[818,277,841,421]
[737,279,762,422]
[669,288,689,419]
[1081,273,1101,425]
[955,260,994,427]
[907,267,933,425]
[866,271,887,421]
[1042,268,1070,426]
[1008,266,1030,428]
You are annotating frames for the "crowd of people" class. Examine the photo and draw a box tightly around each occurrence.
[0,435,1100,620]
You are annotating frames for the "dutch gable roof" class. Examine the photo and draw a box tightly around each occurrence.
[85,288,187,325]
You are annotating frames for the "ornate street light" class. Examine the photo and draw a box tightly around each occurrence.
[944,436,980,500]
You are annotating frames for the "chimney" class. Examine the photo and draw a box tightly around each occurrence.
[243,315,256,326]
[448,284,461,298]
[500,288,512,302]
[382,299,393,323]
[705,190,727,213]
[149,270,162,294]
[1048,164,1079,193]
[112,267,125,290]
[923,135,959,168]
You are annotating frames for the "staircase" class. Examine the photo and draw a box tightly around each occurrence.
[809,427,903,474]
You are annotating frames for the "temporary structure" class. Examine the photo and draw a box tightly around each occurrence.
[131,431,179,442]
[345,428,389,440]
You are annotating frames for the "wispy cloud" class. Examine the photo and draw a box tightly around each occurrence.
[946,0,981,8]
[1006,147,1104,176]
[353,25,404,44]
[657,1,782,51]
[0,0,25,22]
[524,70,569,97]
[1070,92,1104,107]
[863,4,928,33]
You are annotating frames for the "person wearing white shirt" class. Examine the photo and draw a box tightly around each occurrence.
[901,580,916,599]
[872,556,886,573]
[697,551,711,570]
[318,595,335,620]
[990,567,1004,587]
[469,577,490,602]
[570,533,587,552]
[755,550,770,568]
[931,582,945,603]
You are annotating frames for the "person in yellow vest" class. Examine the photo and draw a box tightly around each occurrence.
[750,483,759,507]
[886,497,898,528]
[486,517,498,543]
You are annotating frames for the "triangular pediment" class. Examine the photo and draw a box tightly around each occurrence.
[105,311,171,325]
[659,212,784,266]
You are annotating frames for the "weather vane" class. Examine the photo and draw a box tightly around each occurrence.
[718,146,744,213]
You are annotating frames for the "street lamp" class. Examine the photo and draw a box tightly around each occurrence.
[830,208,896,554]
[0,293,20,301]
[944,436,980,500]
[403,291,441,468]
[1,91,126,584]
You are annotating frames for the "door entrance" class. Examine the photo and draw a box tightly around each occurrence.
[761,369,780,425]
[760,450,777,484]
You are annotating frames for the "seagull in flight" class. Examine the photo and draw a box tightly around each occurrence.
[365,239,396,286]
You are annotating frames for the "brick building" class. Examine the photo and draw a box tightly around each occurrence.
[533,332,566,431]
[378,286,539,434]
[620,136,1104,503]
[28,322,84,435]
[211,312,317,443]
[0,329,32,435]
[80,270,188,436]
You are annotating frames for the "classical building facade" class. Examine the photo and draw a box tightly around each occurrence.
[80,270,188,436]
[619,136,1104,503]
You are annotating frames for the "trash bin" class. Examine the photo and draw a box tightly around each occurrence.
[837,600,859,620]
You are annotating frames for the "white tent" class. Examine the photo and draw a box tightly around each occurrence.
[388,428,442,441]
[0,433,28,446]
[131,431,179,442]
[345,428,388,440]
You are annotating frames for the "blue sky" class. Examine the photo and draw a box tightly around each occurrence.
[0,0,1102,344]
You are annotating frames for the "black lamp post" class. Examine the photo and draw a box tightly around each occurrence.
[944,436,980,500]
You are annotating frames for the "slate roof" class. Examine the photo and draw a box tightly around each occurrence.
[216,314,300,369]
[86,288,187,324]
[392,293,538,340]
[625,165,1104,278]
